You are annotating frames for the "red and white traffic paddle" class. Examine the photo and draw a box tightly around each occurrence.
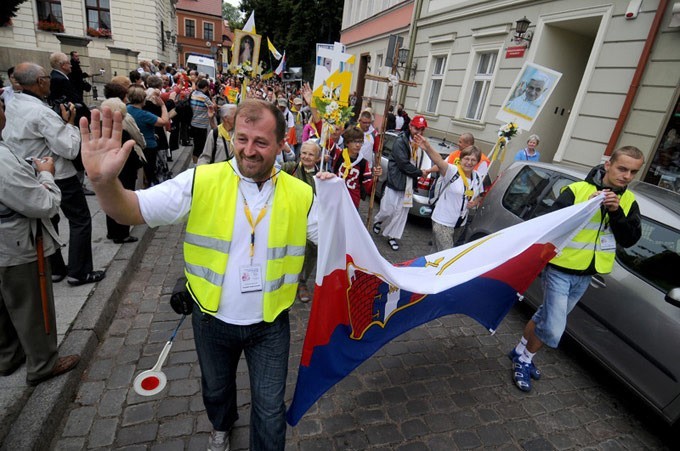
[133,314,186,396]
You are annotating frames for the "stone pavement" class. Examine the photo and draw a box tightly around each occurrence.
[42,197,680,449]
[0,146,193,450]
[6,161,677,449]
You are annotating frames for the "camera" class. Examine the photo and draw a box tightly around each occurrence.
[24,157,47,171]
[50,96,84,119]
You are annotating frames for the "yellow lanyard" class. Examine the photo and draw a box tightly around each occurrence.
[456,164,474,199]
[242,198,268,259]
[238,173,276,259]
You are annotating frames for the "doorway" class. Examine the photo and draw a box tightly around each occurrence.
[353,53,370,119]
[528,16,602,165]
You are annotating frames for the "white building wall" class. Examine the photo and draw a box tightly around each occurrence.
[0,0,177,72]
[407,0,678,169]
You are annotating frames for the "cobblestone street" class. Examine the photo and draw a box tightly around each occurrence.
[51,204,679,450]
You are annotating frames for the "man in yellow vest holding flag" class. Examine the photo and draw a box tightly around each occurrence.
[510,146,644,393]
[79,100,334,451]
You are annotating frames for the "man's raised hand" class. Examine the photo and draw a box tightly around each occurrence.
[79,107,135,185]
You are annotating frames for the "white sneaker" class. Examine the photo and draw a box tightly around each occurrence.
[208,429,230,451]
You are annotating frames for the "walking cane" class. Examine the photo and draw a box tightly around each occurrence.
[36,225,51,334]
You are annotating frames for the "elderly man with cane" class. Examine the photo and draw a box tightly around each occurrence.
[0,100,80,385]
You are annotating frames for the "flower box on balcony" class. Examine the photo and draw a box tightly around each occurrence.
[87,27,112,38]
[37,20,65,33]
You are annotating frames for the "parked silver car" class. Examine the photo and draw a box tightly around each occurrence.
[375,131,456,217]
[466,161,680,424]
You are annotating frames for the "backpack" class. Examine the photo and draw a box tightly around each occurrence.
[174,91,193,121]
[209,128,233,164]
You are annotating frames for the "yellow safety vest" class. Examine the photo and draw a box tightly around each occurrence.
[550,181,635,274]
[184,162,313,322]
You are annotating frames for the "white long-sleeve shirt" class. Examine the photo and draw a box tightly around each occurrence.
[3,92,81,180]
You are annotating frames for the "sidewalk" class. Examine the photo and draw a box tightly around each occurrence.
[0,146,192,450]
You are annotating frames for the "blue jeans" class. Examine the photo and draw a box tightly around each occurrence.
[192,306,289,451]
[532,265,591,348]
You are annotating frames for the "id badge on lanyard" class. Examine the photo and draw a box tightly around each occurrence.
[240,265,263,293]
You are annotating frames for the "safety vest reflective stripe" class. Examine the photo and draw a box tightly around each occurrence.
[185,261,224,286]
[185,161,313,321]
[265,273,303,293]
[185,232,231,253]
[579,222,604,231]
[267,244,306,260]
[550,181,634,273]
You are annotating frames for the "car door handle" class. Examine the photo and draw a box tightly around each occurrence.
[590,274,606,289]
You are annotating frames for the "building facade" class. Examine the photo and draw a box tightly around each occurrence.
[176,0,227,70]
[342,0,680,187]
[340,0,415,128]
[0,0,178,102]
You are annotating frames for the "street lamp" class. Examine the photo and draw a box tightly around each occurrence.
[397,48,417,78]
[513,16,533,47]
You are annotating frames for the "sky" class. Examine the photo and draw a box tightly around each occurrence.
[223,0,240,7]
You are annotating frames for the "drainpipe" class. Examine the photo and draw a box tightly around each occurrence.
[604,0,668,156]
[398,0,424,106]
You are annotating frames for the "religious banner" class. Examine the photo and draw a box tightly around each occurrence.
[496,62,562,131]
[312,42,354,106]
[231,29,261,77]
[311,42,356,169]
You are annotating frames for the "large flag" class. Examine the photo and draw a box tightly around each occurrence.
[267,37,282,60]
[242,11,256,33]
[274,51,286,76]
[286,177,601,425]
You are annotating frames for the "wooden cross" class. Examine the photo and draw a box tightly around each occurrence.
[364,61,418,229]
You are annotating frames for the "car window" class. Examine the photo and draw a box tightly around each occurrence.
[531,176,576,218]
[502,166,552,219]
[616,218,680,292]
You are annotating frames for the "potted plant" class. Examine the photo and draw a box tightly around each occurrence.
[87,26,112,38]
[37,20,64,33]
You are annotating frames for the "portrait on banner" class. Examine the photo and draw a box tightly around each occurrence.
[497,62,562,131]
[232,30,261,70]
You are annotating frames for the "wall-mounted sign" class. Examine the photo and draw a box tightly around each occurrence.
[505,46,526,58]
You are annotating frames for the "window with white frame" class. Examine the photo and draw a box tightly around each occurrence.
[203,22,214,41]
[425,55,447,113]
[185,19,195,38]
[465,51,498,121]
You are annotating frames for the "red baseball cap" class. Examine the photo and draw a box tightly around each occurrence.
[411,115,428,129]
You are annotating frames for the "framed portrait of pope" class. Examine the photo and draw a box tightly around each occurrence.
[497,62,562,131]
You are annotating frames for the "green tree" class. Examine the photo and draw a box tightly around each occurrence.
[0,0,27,26]
[238,0,343,80]
[222,2,243,29]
